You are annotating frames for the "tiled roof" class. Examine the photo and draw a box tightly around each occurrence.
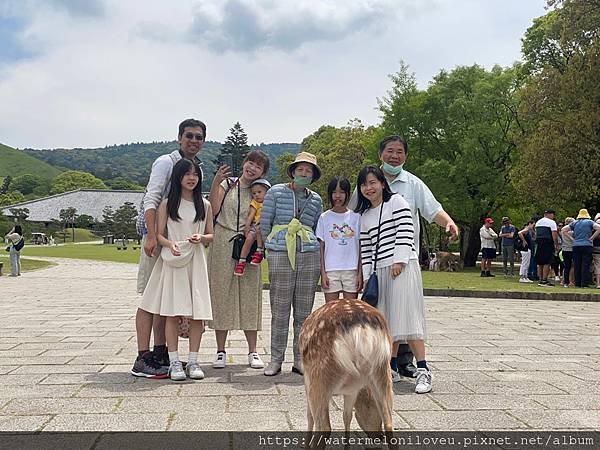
[1,189,144,222]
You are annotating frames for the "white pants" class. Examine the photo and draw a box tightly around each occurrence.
[519,250,531,277]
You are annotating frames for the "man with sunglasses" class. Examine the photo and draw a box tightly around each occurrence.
[132,118,206,379]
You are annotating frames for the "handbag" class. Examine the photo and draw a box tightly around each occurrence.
[361,202,385,307]
[231,181,257,262]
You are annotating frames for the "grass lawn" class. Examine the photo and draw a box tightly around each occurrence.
[16,245,598,295]
[45,228,102,244]
[22,243,141,264]
[0,255,55,274]
[422,266,598,294]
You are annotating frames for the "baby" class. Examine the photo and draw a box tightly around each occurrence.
[234,178,271,276]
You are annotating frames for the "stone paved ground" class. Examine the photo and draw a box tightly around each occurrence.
[0,258,599,432]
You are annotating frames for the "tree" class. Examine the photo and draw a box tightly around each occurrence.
[380,63,524,266]
[0,191,24,207]
[0,176,11,194]
[51,170,107,195]
[59,207,77,242]
[101,206,115,232]
[111,202,138,238]
[105,177,144,191]
[9,207,29,223]
[75,214,95,229]
[11,174,47,196]
[217,122,250,176]
[513,0,600,211]
[297,120,379,201]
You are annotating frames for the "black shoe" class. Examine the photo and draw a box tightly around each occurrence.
[398,364,417,378]
[153,350,170,368]
[486,271,495,277]
[480,271,486,277]
[131,352,168,379]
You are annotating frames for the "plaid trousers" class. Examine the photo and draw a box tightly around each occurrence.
[268,249,321,363]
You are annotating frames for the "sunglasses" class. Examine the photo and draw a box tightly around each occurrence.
[184,133,204,141]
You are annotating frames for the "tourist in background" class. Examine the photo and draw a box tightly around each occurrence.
[499,217,516,276]
[4,224,24,277]
[561,217,575,287]
[479,218,497,277]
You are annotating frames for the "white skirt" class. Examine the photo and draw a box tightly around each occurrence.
[376,259,427,341]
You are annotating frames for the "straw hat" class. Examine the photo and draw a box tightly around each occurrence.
[576,208,591,219]
[287,152,321,182]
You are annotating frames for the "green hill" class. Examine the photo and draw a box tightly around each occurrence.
[0,143,62,180]
[23,141,300,186]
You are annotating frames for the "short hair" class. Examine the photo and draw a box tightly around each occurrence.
[326,176,351,208]
[354,165,393,214]
[178,119,206,139]
[244,150,270,176]
[379,135,408,156]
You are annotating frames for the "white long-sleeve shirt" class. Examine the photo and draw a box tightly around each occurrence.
[480,226,498,249]
[359,194,416,281]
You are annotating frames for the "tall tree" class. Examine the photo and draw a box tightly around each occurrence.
[380,63,524,266]
[51,170,107,195]
[59,207,77,242]
[513,0,600,211]
[217,122,250,177]
[111,202,138,238]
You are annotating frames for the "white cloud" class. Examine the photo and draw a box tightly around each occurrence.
[0,0,547,149]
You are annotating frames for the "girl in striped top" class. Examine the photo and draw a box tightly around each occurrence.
[355,165,432,394]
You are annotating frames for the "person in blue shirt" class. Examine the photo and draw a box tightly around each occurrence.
[563,209,600,288]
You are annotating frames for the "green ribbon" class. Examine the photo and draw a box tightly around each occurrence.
[266,218,312,270]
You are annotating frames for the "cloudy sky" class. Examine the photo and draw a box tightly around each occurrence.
[0,0,547,149]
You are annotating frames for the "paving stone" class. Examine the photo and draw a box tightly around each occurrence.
[0,385,79,398]
[0,366,18,375]
[286,407,411,431]
[0,415,51,431]
[430,362,513,371]
[119,396,227,413]
[10,364,104,374]
[529,395,600,410]
[76,383,181,398]
[40,372,135,385]
[180,382,278,397]
[169,411,290,431]
[464,381,566,395]
[391,394,443,411]
[42,413,169,431]
[510,410,600,429]
[0,374,48,385]
[433,394,542,410]
[3,398,119,415]
[0,356,74,365]
[399,410,527,430]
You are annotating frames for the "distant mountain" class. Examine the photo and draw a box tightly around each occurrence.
[0,143,63,180]
[23,141,300,186]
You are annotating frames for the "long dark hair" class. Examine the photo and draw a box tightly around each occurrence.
[167,159,205,222]
[14,225,23,235]
[327,176,351,208]
[354,165,393,214]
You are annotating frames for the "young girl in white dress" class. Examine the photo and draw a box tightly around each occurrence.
[139,158,214,381]
[355,165,432,394]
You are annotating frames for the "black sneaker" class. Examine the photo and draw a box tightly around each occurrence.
[131,352,169,379]
[153,351,170,368]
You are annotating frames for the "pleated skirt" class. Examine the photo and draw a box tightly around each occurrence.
[376,259,427,341]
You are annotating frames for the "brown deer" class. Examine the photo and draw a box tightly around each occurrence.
[299,299,395,443]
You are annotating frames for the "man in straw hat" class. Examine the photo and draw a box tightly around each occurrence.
[563,209,600,288]
[260,152,323,376]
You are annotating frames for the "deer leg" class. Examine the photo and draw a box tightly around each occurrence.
[343,393,358,432]
[370,372,396,450]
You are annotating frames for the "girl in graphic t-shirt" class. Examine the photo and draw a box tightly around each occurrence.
[316,177,362,302]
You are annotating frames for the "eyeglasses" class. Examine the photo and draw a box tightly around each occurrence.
[184,133,204,141]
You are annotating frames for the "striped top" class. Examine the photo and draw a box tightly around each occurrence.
[359,194,417,280]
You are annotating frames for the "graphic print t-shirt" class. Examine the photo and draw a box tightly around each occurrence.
[316,210,361,272]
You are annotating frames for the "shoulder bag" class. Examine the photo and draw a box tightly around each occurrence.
[361,202,384,307]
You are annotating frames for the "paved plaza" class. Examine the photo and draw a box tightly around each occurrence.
[0,258,599,432]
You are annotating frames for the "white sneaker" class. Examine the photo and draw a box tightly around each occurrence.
[519,277,528,283]
[415,368,432,394]
[264,362,282,376]
[554,276,560,282]
[212,351,227,369]
[169,361,186,381]
[185,362,205,380]
[391,370,401,383]
[248,352,265,369]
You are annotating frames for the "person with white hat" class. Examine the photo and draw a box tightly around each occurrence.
[563,209,600,288]
[260,152,324,376]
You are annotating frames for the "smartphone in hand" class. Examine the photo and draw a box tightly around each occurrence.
[220,154,235,177]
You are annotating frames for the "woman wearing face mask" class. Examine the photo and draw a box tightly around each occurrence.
[260,152,323,376]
